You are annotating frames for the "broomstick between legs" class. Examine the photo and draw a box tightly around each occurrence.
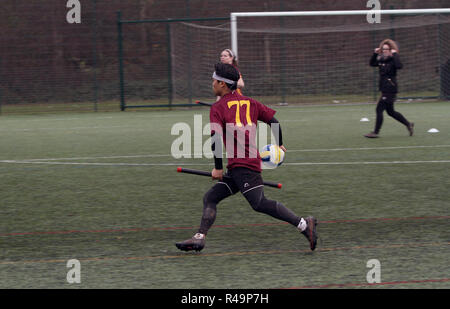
[177,167,282,189]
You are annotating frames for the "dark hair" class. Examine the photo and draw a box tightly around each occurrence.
[214,63,240,90]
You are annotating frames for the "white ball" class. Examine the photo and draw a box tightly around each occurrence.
[260,144,285,169]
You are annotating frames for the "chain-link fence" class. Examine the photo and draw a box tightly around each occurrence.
[1,0,449,114]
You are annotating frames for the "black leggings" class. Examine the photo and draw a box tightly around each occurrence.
[198,168,301,235]
[374,94,410,134]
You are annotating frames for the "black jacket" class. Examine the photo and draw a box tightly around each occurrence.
[370,53,403,94]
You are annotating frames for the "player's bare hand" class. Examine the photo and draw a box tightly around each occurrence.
[212,168,223,181]
[374,48,380,53]
[391,49,397,54]
[280,145,287,152]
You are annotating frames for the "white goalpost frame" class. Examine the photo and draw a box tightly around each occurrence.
[230,8,450,59]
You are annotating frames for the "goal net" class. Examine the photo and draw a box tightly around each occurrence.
[169,10,450,105]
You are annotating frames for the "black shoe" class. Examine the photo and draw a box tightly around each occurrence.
[175,233,205,252]
[364,132,379,138]
[301,216,318,251]
[408,122,414,136]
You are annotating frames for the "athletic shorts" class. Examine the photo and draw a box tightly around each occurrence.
[218,167,264,196]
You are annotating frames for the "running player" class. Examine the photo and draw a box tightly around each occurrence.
[176,63,317,252]
[365,39,414,138]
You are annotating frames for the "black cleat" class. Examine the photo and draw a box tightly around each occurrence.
[301,216,318,251]
[364,132,379,138]
[175,233,205,252]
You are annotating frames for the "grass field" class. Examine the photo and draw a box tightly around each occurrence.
[0,101,449,289]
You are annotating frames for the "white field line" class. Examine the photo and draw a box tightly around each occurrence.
[0,160,211,166]
[280,108,365,113]
[288,145,450,153]
[23,117,115,122]
[285,160,450,166]
[268,100,437,109]
[24,154,174,161]
[1,160,449,167]
[6,144,450,162]
[0,125,136,132]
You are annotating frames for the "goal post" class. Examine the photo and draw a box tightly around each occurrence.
[230,8,450,104]
[117,9,450,109]
[231,9,450,58]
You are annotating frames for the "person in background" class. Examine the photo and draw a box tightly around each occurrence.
[216,49,245,101]
[365,39,414,138]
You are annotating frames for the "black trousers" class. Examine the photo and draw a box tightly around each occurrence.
[374,93,410,134]
[198,167,301,235]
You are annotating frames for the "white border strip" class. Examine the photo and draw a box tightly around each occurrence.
[242,184,264,195]
[218,182,234,195]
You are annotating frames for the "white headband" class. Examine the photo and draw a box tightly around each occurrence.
[225,49,234,58]
[212,71,236,85]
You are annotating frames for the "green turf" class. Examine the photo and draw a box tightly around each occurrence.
[0,101,449,289]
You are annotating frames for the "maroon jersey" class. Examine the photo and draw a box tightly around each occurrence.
[210,91,276,172]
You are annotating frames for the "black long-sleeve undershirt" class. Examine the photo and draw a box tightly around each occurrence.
[268,116,283,147]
